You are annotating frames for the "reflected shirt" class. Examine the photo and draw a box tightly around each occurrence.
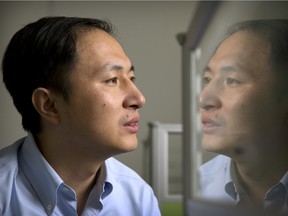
[0,133,161,216]
[199,155,288,214]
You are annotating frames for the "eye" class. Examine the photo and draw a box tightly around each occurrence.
[202,76,211,86]
[106,77,119,85]
[130,76,136,83]
[226,77,241,86]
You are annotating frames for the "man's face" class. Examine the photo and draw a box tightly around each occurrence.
[56,29,146,159]
[200,31,288,159]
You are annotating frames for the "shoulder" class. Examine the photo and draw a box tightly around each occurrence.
[0,137,25,171]
[199,154,231,176]
[0,137,25,212]
[103,157,161,215]
[105,157,147,184]
[198,155,233,200]
[104,157,157,198]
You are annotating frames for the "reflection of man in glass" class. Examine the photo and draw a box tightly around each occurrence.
[199,20,288,214]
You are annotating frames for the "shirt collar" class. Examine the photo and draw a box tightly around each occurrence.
[280,170,288,191]
[224,160,239,200]
[19,133,65,214]
[91,160,113,202]
[83,161,113,212]
[101,159,114,200]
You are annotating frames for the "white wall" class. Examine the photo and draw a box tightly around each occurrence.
[0,1,197,179]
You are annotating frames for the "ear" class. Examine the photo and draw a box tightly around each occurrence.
[32,88,60,125]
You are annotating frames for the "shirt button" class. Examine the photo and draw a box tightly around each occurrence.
[63,186,69,192]
[47,204,53,212]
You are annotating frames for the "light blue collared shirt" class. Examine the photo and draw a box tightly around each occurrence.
[0,133,161,216]
[199,155,288,214]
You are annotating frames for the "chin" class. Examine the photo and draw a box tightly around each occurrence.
[203,140,244,159]
[202,137,227,154]
[124,142,138,152]
[116,140,138,153]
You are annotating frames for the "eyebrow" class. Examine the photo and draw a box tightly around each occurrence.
[105,64,135,73]
[203,65,244,74]
[203,66,211,73]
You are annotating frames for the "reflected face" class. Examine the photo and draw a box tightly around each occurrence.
[199,31,288,158]
[56,29,146,159]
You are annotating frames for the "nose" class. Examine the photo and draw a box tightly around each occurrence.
[199,83,221,111]
[123,82,146,110]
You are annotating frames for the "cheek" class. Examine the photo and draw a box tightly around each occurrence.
[72,87,123,124]
[229,94,275,133]
[224,95,259,131]
[94,93,123,119]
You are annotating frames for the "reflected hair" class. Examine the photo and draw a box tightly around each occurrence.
[226,19,288,76]
[2,16,114,134]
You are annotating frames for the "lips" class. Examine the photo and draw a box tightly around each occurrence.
[201,116,220,133]
[124,116,140,133]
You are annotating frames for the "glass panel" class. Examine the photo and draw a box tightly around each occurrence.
[168,132,182,195]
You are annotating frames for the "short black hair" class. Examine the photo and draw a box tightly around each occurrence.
[2,16,114,134]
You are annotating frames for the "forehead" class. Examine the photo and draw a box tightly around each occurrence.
[207,31,272,76]
[74,28,131,68]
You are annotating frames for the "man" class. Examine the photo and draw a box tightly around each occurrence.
[0,16,160,216]
[199,20,288,214]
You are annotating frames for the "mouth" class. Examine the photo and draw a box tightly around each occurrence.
[124,116,140,133]
[201,116,220,134]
